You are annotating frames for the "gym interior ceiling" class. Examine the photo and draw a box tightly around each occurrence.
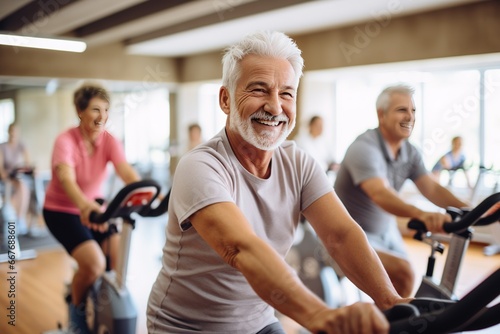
[0,0,478,91]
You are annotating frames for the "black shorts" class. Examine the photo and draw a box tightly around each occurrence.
[43,209,117,255]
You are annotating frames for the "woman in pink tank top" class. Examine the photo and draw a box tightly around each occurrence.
[43,83,140,334]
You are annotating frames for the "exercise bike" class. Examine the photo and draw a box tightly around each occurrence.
[0,167,39,263]
[45,179,161,334]
[140,188,170,218]
[408,191,500,300]
[286,221,347,309]
[313,267,500,334]
[385,267,500,334]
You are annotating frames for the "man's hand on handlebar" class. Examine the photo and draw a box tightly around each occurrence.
[80,201,108,233]
[308,302,390,334]
[415,211,451,233]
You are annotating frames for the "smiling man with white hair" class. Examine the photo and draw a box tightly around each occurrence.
[147,32,408,334]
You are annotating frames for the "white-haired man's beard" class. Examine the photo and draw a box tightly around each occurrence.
[228,104,295,151]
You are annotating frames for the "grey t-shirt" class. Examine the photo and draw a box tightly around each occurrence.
[334,128,427,235]
[0,141,26,173]
[147,129,332,333]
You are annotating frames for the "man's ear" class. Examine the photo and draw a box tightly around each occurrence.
[219,87,230,115]
[376,108,384,122]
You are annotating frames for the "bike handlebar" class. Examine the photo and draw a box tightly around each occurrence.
[389,268,500,333]
[140,188,170,217]
[89,180,161,224]
[408,192,500,234]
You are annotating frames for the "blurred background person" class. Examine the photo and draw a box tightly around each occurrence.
[0,122,32,235]
[295,115,339,178]
[187,123,204,152]
[334,84,469,297]
[432,135,472,188]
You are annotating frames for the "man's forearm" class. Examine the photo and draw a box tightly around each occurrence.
[234,237,328,327]
[425,185,468,208]
[371,188,423,219]
[326,227,401,309]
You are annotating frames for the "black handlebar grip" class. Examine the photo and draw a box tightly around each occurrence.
[86,198,106,224]
[407,218,468,234]
[407,192,500,235]
[475,209,500,226]
[389,268,500,333]
[407,219,426,231]
[384,303,420,322]
[95,198,105,205]
[442,221,456,233]
[88,211,103,224]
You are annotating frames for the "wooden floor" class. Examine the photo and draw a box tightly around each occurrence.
[1,217,499,334]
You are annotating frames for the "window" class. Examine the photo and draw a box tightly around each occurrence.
[302,54,500,192]
[105,87,170,188]
[115,88,171,164]
[0,98,15,142]
[198,83,225,139]
[484,69,500,170]
[421,70,480,171]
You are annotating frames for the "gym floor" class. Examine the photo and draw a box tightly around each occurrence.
[1,214,499,334]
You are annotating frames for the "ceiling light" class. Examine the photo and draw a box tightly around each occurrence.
[0,32,86,53]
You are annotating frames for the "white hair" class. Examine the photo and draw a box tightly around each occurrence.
[376,84,415,113]
[221,31,304,96]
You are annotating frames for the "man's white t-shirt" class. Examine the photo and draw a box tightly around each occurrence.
[147,128,332,333]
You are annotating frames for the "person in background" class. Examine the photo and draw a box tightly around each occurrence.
[334,84,469,298]
[43,83,140,334]
[147,31,408,334]
[432,136,472,188]
[0,122,32,235]
[295,115,339,174]
[187,123,204,151]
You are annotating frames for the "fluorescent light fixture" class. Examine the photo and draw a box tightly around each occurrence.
[0,32,86,53]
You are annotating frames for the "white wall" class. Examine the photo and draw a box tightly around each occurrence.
[17,87,76,171]
[174,83,202,157]
[298,76,337,158]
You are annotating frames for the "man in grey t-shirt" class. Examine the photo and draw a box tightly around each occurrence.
[147,32,407,334]
[334,84,468,297]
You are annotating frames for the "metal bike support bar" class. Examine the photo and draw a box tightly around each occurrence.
[389,268,500,334]
[440,234,469,294]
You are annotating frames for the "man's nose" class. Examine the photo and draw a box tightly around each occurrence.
[263,92,283,115]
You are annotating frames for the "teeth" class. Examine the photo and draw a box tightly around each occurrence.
[256,119,280,126]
